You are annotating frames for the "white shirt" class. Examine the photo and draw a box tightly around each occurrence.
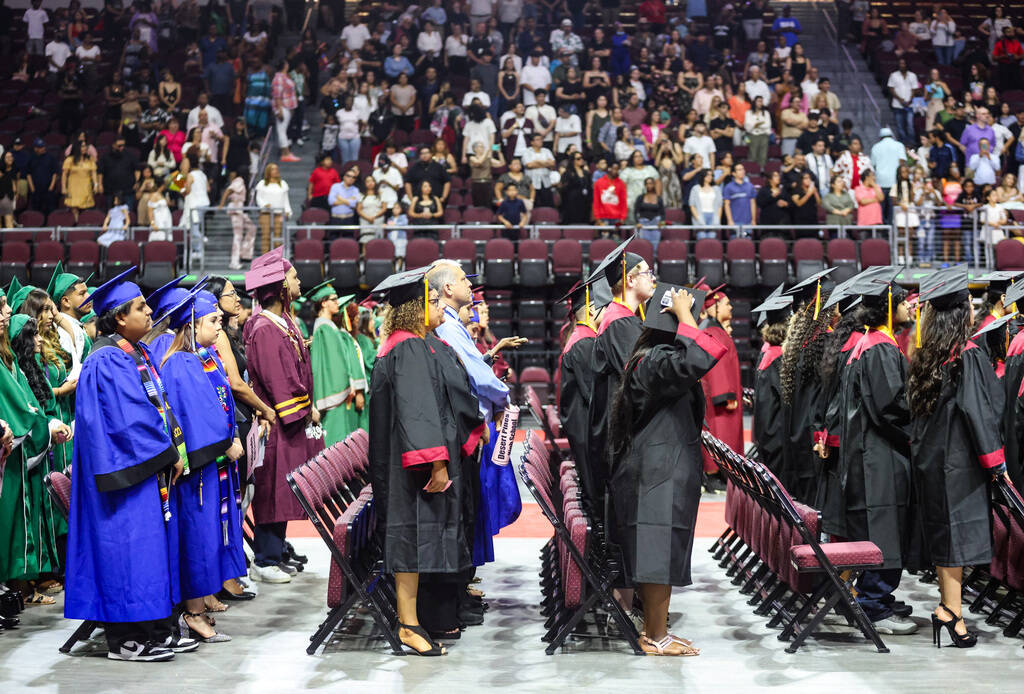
[463,118,497,150]
[24,8,48,40]
[993,122,1013,155]
[335,108,362,139]
[373,166,404,207]
[254,179,292,218]
[684,134,716,164]
[800,78,820,101]
[469,0,495,15]
[743,109,772,136]
[45,40,71,72]
[462,90,492,108]
[743,78,771,105]
[969,152,1000,186]
[75,44,100,62]
[930,19,956,46]
[519,63,551,106]
[497,0,524,23]
[886,70,919,109]
[445,34,468,57]
[525,103,556,139]
[57,319,88,381]
[806,152,834,196]
[554,114,582,153]
[908,21,932,40]
[186,105,224,131]
[417,30,443,56]
[341,23,371,52]
[522,147,555,189]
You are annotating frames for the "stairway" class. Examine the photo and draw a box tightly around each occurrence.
[776,2,891,140]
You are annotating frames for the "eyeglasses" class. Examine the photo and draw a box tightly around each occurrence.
[221,290,238,298]
[637,269,657,280]
[428,298,441,306]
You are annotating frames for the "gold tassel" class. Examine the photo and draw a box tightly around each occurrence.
[423,277,429,328]
[584,284,591,328]
[621,254,626,304]
[915,303,922,349]
[887,285,893,336]
[638,301,645,321]
[812,281,821,320]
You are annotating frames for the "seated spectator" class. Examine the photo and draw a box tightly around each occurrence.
[689,169,722,238]
[307,154,340,211]
[146,183,174,241]
[497,183,529,242]
[99,194,131,247]
[328,168,361,231]
[723,164,757,234]
[408,180,444,238]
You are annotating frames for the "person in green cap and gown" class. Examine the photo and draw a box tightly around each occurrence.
[0,302,73,605]
[47,262,92,382]
[308,281,368,445]
[346,301,376,431]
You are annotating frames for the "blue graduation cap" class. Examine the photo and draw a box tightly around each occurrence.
[146,275,189,315]
[152,278,215,332]
[79,266,144,314]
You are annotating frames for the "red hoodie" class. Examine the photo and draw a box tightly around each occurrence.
[593,175,627,222]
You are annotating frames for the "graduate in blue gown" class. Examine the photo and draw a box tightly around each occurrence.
[143,275,189,367]
[64,267,198,662]
[157,286,245,643]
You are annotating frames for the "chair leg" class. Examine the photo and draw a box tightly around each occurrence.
[59,620,98,654]
[306,604,348,655]
[986,590,1017,626]
[766,589,801,627]
[969,579,998,614]
[779,578,832,641]
[753,581,787,615]
[545,591,602,655]
[1003,604,1024,638]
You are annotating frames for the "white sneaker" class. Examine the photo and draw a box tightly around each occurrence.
[107,640,175,662]
[872,614,919,635]
[249,564,292,584]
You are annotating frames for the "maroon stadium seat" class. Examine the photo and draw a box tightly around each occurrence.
[405,238,440,268]
[996,239,1024,271]
[588,238,618,275]
[792,239,825,282]
[47,209,77,227]
[361,238,393,289]
[292,238,324,288]
[67,240,100,278]
[17,210,44,228]
[727,238,757,288]
[694,238,724,287]
[299,207,330,225]
[827,239,859,283]
[1,241,31,285]
[625,238,654,268]
[30,240,66,283]
[104,240,140,280]
[139,241,178,289]
[551,239,582,280]
[562,227,594,242]
[463,207,495,225]
[484,238,515,287]
[859,238,892,268]
[656,240,689,286]
[293,226,326,241]
[443,208,462,224]
[532,207,560,225]
[759,237,788,287]
[518,239,549,287]
[77,209,106,227]
[443,238,476,276]
[460,226,494,242]
[664,208,686,224]
[329,238,361,290]
[519,366,552,404]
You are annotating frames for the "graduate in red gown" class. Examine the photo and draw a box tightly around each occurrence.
[695,282,741,492]
[975,271,1021,332]
[243,247,324,584]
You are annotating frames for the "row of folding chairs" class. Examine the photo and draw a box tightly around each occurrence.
[518,429,644,655]
[704,432,890,654]
[286,429,406,655]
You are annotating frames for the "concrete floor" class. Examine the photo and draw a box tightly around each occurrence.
[3,532,1024,694]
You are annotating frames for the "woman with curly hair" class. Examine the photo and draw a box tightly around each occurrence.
[909,265,1006,649]
[778,269,836,503]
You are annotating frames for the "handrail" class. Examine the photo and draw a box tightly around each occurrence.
[247,127,275,206]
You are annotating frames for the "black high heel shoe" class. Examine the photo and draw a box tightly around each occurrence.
[932,603,978,649]
[398,623,446,656]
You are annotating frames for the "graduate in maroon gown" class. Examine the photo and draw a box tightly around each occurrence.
[243,247,324,584]
[695,282,741,492]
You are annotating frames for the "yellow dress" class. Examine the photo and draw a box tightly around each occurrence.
[63,157,96,209]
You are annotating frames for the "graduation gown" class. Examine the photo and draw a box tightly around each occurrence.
[65,339,183,622]
[814,331,863,507]
[349,331,373,432]
[821,331,913,569]
[147,331,174,369]
[245,311,324,524]
[911,343,1004,568]
[586,301,643,505]
[0,359,54,582]
[368,331,472,574]
[37,353,73,476]
[700,318,742,473]
[310,318,364,446]
[1004,330,1024,489]
[162,350,246,600]
[609,324,727,585]
[558,323,597,475]
[752,344,784,474]
[781,330,829,505]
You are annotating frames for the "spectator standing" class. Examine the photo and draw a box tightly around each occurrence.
[756,169,791,227]
[98,137,140,208]
[689,170,722,238]
[744,96,772,166]
[620,150,659,223]
[520,51,551,106]
[61,141,97,222]
[833,136,872,188]
[389,72,418,133]
[853,169,884,227]
[357,176,386,247]
[553,105,583,155]
[220,170,257,269]
[496,184,529,241]
[822,176,855,227]
[495,158,535,210]
[870,127,907,219]
[462,105,498,162]
[254,162,291,252]
[307,154,340,211]
[968,138,1000,186]
[27,138,59,215]
[23,0,48,79]
[340,14,371,54]
[683,122,716,168]
[469,142,505,208]
[179,154,211,256]
[372,155,405,210]
[159,118,186,163]
[327,169,361,231]
[559,151,593,224]
[271,59,300,162]
[779,101,808,157]
[930,9,957,66]
[772,5,801,46]
[408,180,444,238]
[789,171,820,231]
[525,89,556,147]
[805,140,834,200]
[723,164,757,235]
[522,133,556,207]
[593,160,627,232]
[886,58,920,145]
[634,177,665,250]
[405,146,451,202]
[335,95,362,164]
[961,107,996,163]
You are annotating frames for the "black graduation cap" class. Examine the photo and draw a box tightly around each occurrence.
[784,267,836,318]
[1005,278,1024,308]
[371,267,431,307]
[846,266,903,306]
[919,265,970,311]
[972,311,1018,340]
[822,273,860,311]
[752,294,794,327]
[642,283,706,333]
[979,270,1023,295]
[587,233,642,289]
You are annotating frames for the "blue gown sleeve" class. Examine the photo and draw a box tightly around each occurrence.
[76,347,180,492]
[161,352,234,470]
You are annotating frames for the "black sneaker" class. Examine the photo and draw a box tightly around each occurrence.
[107,640,175,662]
[276,561,298,576]
[889,600,913,618]
[284,542,308,564]
[161,633,199,653]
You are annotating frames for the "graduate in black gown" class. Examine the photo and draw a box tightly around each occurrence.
[751,288,792,475]
[586,235,656,509]
[1002,281,1024,489]
[908,265,1008,649]
[973,271,1021,333]
[779,268,836,503]
[557,277,611,481]
[367,268,472,657]
[819,267,918,635]
[607,283,723,656]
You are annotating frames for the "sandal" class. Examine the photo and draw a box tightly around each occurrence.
[641,635,700,657]
[25,591,56,605]
[203,596,229,613]
[398,622,446,656]
[642,630,695,647]
[180,610,232,643]
[37,580,64,595]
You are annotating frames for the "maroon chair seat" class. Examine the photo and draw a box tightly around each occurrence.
[484,238,515,287]
[694,238,724,286]
[361,238,393,289]
[860,238,892,268]
[443,238,476,276]
[657,239,689,285]
[551,239,582,280]
[405,238,440,268]
[790,541,883,571]
[518,239,549,287]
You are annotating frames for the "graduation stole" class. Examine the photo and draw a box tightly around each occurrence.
[113,337,189,521]
[197,345,241,546]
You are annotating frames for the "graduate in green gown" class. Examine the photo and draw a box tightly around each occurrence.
[0,309,72,602]
[347,302,376,432]
[308,282,367,445]
[47,262,93,385]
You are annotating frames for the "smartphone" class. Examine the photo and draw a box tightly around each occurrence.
[492,144,500,152]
